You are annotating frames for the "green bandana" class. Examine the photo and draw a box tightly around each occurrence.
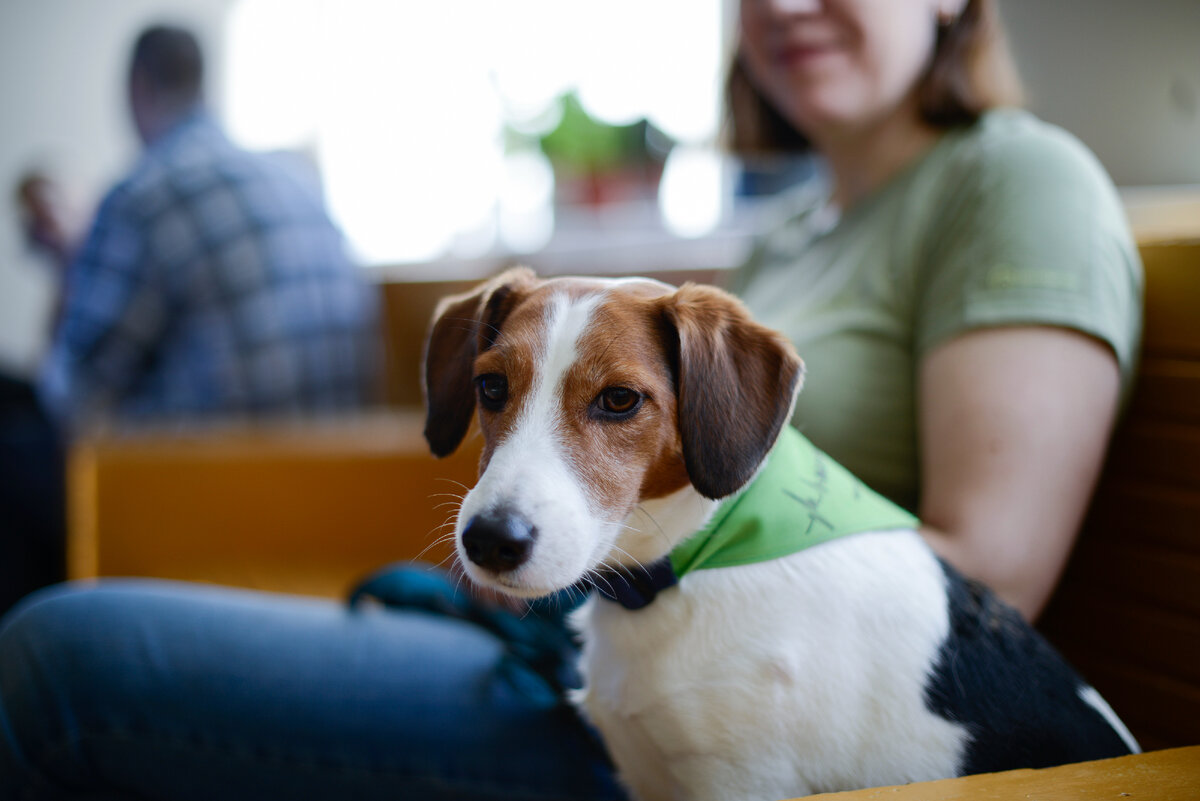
[669,427,918,578]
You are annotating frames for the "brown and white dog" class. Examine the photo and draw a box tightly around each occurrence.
[423,267,1138,801]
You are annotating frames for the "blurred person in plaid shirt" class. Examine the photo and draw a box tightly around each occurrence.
[5,25,380,614]
[25,25,380,430]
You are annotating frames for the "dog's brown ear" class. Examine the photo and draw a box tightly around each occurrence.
[661,283,804,499]
[423,266,537,457]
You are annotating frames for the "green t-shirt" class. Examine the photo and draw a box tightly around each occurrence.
[733,109,1143,512]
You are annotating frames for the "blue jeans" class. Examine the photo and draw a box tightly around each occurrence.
[0,578,625,800]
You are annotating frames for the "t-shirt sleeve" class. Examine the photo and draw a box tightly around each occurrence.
[913,123,1144,387]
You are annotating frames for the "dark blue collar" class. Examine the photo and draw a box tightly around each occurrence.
[591,558,677,610]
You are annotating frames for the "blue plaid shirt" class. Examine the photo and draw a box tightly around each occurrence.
[41,111,379,427]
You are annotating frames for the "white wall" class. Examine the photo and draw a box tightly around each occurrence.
[0,0,233,377]
[999,0,1200,186]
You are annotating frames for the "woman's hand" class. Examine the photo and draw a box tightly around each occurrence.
[917,325,1122,621]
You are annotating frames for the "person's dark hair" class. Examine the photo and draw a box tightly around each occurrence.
[130,25,204,101]
[724,0,1023,156]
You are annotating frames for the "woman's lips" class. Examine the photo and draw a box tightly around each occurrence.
[775,40,843,67]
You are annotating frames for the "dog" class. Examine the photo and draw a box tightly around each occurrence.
[422,266,1139,801]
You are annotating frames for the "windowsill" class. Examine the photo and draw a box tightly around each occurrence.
[367,198,771,283]
[368,185,1200,285]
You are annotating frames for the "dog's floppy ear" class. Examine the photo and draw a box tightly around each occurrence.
[423,266,538,457]
[661,283,804,499]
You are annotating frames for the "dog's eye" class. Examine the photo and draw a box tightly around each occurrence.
[476,374,508,411]
[597,386,641,417]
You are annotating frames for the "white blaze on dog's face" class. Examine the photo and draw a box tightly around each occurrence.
[423,268,803,599]
[455,278,690,596]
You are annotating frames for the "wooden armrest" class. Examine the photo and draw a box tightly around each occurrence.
[798,747,1200,800]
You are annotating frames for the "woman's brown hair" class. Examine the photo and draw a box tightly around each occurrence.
[725,0,1024,156]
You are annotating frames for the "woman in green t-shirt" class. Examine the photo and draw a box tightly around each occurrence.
[729,0,1141,621]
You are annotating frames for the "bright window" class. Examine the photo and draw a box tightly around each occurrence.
[225,0,727,266]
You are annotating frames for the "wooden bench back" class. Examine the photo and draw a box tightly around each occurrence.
[67,413,481,599]
[1038,239,1200,751]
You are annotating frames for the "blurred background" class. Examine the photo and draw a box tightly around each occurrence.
[1,0,1198,381]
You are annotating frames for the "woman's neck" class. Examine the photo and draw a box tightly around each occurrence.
[813,104,944,210]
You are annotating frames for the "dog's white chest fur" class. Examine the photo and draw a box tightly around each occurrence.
[572,531,970,801]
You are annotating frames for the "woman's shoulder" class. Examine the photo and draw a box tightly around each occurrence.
[940,108,1118,199]
[903,108,1133,257]
[910,110,1143,386]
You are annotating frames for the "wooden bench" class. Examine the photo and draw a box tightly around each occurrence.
[1038,237,1200,752]
[66,242,1200,757]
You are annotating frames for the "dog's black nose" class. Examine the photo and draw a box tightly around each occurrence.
[462,512,537,572]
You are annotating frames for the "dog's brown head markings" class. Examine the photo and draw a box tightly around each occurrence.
[423,269,804,505]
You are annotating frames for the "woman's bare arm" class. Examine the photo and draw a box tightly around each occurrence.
[917,325,1122,621]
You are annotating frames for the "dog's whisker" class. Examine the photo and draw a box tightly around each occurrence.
[583,567,620,599]
[449,565,471,600]
[412,527,459,564]
[425,526,457,545]
[630,504,667,536]
[413,507,462,563]
[421,517,457,538]
[430,511,460,532]
[425,527,456,545]
[429,553,457,573]
[565,581,587,609]
[611,521,669,554]
[627,505,675,552]
[422,541,458,565]
[611,510,674,562]
[607,544,647,569]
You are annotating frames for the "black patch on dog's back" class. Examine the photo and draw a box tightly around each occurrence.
[924,559,1134,775]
